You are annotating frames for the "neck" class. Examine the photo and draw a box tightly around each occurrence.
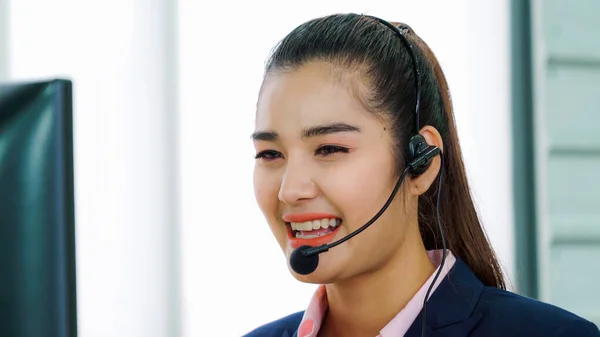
[320,234,435,337]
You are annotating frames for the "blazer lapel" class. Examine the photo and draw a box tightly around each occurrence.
[404,258,485,337]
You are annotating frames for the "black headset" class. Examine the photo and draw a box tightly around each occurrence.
[369,15,448,337]
[288,15,448,337]
[369,17,438,175]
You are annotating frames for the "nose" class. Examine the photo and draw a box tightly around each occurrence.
[278,161,319,205]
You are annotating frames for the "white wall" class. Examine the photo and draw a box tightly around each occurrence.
[0,0,8,80]
[178,0,513,336]
[466,0,515,288]
[7,1,180,336]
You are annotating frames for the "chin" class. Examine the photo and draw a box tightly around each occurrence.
[289,268,338,285]
[286,250,345,284]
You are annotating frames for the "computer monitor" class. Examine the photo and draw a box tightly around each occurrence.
[0,79,77,337]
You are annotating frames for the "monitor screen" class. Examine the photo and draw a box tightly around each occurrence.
[0,79,77,337]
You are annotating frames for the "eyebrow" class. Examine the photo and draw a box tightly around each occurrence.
[251,122,361,141]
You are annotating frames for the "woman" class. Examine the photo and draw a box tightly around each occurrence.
[246,13,599,337]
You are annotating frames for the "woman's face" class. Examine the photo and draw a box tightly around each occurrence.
[253,61,416,284]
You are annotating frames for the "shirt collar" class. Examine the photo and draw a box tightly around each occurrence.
[296,250,457,337]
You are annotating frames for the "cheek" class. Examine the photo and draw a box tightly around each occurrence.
[326,154,397,228]
[253,167,284,235]
[253,168,278,213]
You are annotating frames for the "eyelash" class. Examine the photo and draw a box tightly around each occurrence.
[316,145,349,156]
[255,145,349,161]
[254,150,281,161]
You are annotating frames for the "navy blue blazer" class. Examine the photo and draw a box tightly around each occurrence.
[244,258,600,336]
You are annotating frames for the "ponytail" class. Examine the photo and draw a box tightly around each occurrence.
[412,35,506,289]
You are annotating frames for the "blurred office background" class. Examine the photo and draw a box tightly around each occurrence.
[0,0,598,336]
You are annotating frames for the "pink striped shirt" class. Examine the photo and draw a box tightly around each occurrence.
[297,250,456,337]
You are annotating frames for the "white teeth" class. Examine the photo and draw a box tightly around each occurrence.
[290,218,341,232]
[312,220,320,230]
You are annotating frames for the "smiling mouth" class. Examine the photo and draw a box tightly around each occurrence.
[287,218,342,239]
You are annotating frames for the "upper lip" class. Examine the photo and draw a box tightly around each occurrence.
[282,212,341,223]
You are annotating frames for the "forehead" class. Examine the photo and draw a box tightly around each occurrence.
[255,62,377,132]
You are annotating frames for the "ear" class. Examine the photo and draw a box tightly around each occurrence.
[407,125,444,196]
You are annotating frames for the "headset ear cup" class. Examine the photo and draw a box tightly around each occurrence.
[408,134,433,176]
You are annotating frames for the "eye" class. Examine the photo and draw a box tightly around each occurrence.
[315,145,349,157]
[255,150,283,161]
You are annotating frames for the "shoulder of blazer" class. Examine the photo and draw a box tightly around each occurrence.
[404,258,600,337]
[474,285,600,336]
[242,311,304,337]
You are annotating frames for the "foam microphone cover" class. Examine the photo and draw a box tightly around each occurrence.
[290,245,319,275]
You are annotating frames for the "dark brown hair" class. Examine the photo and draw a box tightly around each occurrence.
[263,13,506,289]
